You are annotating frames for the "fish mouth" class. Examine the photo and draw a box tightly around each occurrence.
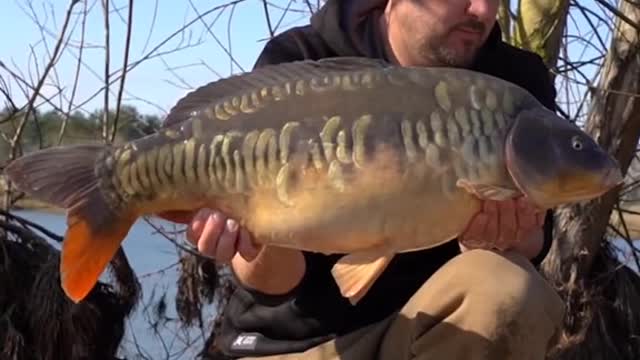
[562,166,624,203]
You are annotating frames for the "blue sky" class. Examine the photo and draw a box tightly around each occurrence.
[0,0,612,120]
[0,0,313,116]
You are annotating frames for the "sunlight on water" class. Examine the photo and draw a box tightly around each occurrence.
[13,209,216,360]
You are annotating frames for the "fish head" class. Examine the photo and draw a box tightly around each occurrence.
[504,106,623,209]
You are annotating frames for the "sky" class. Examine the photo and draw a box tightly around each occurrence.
[0,0,313,117]
[0,0,613,120]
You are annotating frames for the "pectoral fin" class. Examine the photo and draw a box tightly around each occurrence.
[331,248,394,305]
[456,179,520,201]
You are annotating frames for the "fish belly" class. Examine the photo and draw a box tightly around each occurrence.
[239,139,484,255]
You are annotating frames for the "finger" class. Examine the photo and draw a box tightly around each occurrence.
[196,212,226,257]
[186,209,214,245]
[215,218,240,263]
[516,199,538,230]
[461,213,490,248]
[483,201,499,247]
[237,227,261,261]
[497,199,517,249]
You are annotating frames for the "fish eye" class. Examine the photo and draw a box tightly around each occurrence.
[571,135,583,151]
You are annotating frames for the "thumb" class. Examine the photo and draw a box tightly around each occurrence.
[236,227,262,261]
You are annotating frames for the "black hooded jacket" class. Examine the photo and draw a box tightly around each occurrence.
[216,0,558,357]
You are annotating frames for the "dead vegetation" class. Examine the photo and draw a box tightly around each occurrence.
[0,210,137,359]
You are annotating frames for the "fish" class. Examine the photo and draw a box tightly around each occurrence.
[3,56,623,305]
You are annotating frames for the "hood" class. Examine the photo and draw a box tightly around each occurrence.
[310,0,503,62]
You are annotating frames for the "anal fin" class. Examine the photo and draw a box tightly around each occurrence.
[331,247,394,305]
[61,209,136,303]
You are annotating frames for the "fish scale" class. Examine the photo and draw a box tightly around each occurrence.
[102,63,521,240]
[105,104,513,254]
[4,56,622,305]
[126,64,504,222]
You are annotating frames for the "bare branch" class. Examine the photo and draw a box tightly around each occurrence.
[2,0,81,208]
[594,0,640,31]
[187,0,246,73]
[110,0,134,143]
[101,0,111,142]
[262,0,275,38]
[57,0,88,145]
[71,0,245,113]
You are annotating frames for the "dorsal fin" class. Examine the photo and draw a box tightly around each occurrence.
[161,57,391,128]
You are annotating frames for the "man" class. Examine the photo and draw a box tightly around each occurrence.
[161,0,566,359]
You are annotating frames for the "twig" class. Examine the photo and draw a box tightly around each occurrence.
[0,209,63,242]
[71,0,245,113]
[273,0,295,34]
[594,0,640,31]
[101,0,111,143]
[142,217,210,261]
[227,2,237,74]
[2,0,82,210]
[141,0,159,55]
[262,0,274,38]
[58,0,88,145]
[187,0,246,73]
[110,0,134,143]
[0,219,57,252]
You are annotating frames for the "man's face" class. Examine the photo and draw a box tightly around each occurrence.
[386,0,499,67]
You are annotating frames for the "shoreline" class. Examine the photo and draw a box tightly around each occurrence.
[0,180,62,214]
[7,196,640,239]
[9,198,64,214]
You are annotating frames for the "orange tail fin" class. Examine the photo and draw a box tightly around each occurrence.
[4,144,137,303]
[62,209,136,302]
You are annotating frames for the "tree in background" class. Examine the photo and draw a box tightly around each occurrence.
[499,1,640,358]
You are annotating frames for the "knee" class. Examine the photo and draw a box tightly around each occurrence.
[450,249,565,329]
[391,249,566,358]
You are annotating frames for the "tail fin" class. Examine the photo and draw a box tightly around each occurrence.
[4,145,137,303]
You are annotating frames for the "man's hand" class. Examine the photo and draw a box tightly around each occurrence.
[156,208,305,295]
[459,197,546,258]
[156,209,262,263]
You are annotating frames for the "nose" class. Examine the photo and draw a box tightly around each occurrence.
[466,0,499,21]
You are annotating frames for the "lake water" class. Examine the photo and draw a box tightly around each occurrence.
[8,209,640,359]
[12,209,214,360]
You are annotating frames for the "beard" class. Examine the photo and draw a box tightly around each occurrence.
[430,40,479,67]
[415,19,487,68]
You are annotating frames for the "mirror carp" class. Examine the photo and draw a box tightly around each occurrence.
[4,57,623,304]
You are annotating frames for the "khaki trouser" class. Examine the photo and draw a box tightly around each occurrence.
[243,249,565,360]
